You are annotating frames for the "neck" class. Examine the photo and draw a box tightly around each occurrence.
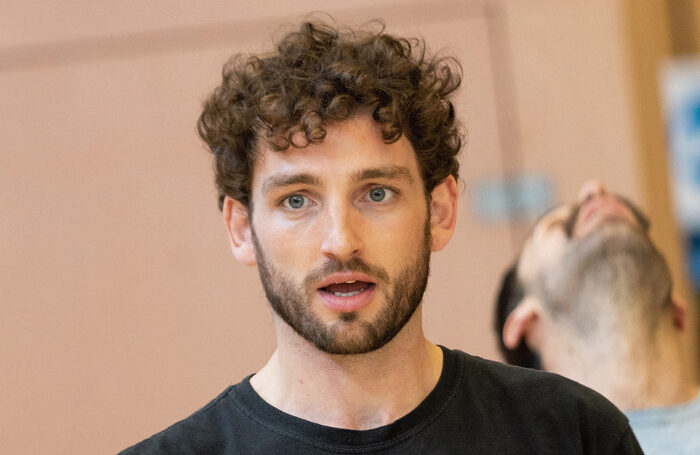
[250,305,443,430]
[542,321,697,411]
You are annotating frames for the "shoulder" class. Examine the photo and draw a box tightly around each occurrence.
[626,393,700,454]
[446,349,636,452]
[452,348,619,411]
[119,384,243,454]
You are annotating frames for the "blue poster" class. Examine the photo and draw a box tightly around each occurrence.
[662,60,700,289]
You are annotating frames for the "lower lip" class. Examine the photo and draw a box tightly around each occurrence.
[317,285,376,312]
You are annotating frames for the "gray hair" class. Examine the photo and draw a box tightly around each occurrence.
[532,221,672,338]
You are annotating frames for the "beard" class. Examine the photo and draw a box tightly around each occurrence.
[535,222,671,336]
[251,220,431,355]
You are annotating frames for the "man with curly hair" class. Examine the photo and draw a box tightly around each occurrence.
[122,20,642,454]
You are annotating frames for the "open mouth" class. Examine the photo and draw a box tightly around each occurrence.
[319,280,375,297]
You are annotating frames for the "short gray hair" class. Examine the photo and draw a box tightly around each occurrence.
[532,222,672,337]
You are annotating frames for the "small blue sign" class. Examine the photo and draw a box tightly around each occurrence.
[472,174,554,222]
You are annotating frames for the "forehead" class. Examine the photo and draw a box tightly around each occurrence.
[250,115,421,189]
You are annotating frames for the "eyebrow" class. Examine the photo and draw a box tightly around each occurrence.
[261,166,415,195]
[350,166,414,184]
[261,173,322,195]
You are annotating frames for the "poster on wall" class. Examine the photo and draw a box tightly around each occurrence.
[661,59,700,289]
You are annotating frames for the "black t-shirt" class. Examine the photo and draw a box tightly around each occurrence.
[121,347,643,454]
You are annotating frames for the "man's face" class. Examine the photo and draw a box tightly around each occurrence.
[247,115,432,354]
[517,181,647,287]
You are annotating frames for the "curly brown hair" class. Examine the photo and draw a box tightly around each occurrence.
[197,19,463,209]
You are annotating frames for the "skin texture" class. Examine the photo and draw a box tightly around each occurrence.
[222,114,459,429]
[250,204,431,355]
[247,114,431,353]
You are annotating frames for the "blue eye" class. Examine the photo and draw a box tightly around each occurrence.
[369,188,386,202]
[283,194,307,209]
[367,187,394,202]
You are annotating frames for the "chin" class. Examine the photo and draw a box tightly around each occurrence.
[312,318,394,355]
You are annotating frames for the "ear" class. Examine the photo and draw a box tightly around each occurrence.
[671,294,688,331]
[503,296,542,350]
[429,175,458,252]
[222,196,257,266]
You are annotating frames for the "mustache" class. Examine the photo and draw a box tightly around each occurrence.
[564,194,650,238]
[304,257,390,288]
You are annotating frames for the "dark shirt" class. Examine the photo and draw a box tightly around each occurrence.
[121,346,643,454]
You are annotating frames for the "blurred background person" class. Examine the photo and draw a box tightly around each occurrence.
[495,180,700,455]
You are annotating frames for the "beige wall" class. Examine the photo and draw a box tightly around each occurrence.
[0,1,675,453]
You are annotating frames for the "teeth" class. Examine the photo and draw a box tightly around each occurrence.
[333,290,362,297]
[345,280,356,284]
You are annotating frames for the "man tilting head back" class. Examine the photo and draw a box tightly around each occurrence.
[496,180,699,455]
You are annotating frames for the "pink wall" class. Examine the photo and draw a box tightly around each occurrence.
[0,1,653,453]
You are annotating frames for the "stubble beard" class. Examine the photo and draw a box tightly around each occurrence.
[251,220,432,355]
[537,222,670,337]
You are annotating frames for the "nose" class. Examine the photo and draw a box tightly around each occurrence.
[320,202,363,262]
[577,180,608,203]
